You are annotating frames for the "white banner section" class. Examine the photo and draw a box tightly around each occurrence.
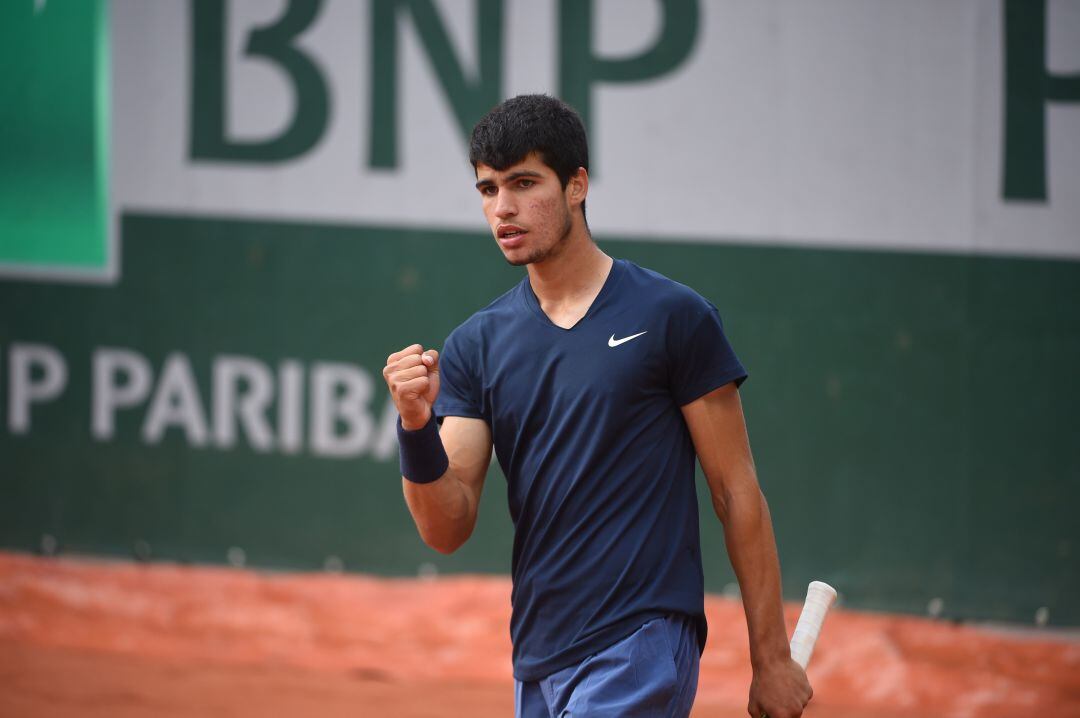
[112,0,1080,259]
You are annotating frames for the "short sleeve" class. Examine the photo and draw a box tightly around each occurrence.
[434,327,485,421]
[667,294,748,406]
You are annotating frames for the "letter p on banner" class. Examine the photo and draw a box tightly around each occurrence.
[7,343,68,434]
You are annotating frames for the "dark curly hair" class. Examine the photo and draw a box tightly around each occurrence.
[469,94,589,219]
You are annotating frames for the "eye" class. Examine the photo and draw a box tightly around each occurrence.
[518,179,535,189]
[479,185,497,196]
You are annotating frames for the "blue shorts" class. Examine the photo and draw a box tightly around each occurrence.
[514,614,700,717]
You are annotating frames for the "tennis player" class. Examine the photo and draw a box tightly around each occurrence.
[383,94,812,717]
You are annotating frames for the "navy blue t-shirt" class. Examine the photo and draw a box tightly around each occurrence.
[434,258,747,681]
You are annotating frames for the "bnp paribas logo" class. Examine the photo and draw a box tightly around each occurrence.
[0,0,701,284]
[0,1,113,283]
[2,0,1075,284]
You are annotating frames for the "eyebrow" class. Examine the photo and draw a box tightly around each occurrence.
[475,169,544,190]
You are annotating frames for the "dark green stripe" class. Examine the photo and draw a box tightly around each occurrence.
[1,213,1076,625]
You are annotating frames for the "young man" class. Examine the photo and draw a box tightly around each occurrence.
[383,95,812,717]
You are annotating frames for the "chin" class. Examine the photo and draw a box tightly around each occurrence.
[503,253,534,267]
[500,246,545,267]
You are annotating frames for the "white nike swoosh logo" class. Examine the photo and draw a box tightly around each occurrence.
[608,331,648,347]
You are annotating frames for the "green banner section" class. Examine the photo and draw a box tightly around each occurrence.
[0,0,108,272]
[1,213,1077,625]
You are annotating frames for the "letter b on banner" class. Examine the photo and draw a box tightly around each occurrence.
[310,362,375,457]
[190,0,329,162]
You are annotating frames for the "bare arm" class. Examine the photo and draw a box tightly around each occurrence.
[384,344,492,554]
[401,415,492,553]
[681,382,811,718]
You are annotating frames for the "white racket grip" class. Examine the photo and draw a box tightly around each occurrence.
[788,581,837,669]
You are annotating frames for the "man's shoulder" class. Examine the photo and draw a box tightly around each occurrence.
[618,260,716,313]
[444,279,526,348]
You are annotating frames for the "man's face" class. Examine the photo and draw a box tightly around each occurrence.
[474,153,577,267]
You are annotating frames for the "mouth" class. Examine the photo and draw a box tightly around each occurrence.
[497,225,527,248]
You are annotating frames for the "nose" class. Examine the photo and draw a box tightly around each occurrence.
[493,189,516,219]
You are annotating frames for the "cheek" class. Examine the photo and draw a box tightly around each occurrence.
[529,196,561,221]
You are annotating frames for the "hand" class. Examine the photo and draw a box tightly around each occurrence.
[383,344,440,430]
[749,657,812,718]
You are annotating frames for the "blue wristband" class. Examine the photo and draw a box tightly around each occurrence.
[397,414,449,484]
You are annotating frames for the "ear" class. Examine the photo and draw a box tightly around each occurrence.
[566,166,589,208]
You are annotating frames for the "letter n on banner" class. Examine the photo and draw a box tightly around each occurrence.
[369,0,504,169]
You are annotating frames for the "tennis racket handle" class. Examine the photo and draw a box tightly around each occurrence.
[789,580,837,669]
[760,581,837,718]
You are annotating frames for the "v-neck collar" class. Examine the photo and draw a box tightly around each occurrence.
[520,258,626,332]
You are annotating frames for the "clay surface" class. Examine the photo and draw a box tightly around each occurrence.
[1,552,1077,717]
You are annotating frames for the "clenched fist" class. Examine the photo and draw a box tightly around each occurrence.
[383,344,440,430]
[749,657,812,718]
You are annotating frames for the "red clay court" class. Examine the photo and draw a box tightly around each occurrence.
[1,551,1077,717]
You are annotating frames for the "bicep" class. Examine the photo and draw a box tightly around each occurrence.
[439,416,493,497]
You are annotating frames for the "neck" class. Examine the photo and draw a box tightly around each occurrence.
[526,223,612,305]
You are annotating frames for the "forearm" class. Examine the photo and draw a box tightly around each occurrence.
[399,417,488,554]
[686,385,811,714]
[718,483,789,669]
[402,469,477,553]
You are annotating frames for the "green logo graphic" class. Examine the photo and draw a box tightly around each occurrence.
[0,1,110,278]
